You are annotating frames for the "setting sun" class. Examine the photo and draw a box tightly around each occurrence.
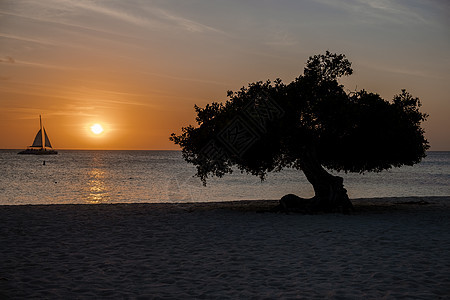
[90,124,104,135]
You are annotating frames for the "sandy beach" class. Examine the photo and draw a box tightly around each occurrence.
[1,197,449,299]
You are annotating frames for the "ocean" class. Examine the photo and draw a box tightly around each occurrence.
[0,150,448,205]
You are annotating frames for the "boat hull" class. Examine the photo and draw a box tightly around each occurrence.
[18,149,58,155]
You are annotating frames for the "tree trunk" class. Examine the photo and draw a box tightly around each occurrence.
[279,149,353,213]
[300,149,353,213]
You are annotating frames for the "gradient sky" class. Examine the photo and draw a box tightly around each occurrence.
[1,0,449,150]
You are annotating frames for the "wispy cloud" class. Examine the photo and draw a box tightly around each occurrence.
[355,0,429,23]
[60,0,152,28]
[0,56,15,63]
[0,79,157,109]
[360,61,446,80]
[153,8,224,34]
[0,81,72,100]
[264,29,298,47]
[0,9,144,46]
[7,59,82,71]
[0,32,58,46]
[315,0,432,25]
[53,0,225,35]
[0,107,94,119]
[139,70,231,87]
[65,87,157,108]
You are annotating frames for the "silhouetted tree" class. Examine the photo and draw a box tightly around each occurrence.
[170,52,429,213]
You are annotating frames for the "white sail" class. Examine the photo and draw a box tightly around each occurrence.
[19,115,57,154]
[31,129,43,147]
[44,128,52,148]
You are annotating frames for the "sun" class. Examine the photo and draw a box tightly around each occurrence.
[90,123,104,135]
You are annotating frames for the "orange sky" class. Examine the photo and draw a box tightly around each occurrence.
[1,1,449,150]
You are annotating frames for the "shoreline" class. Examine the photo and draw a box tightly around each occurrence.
[1,196,449,298]
[1,195,449,212]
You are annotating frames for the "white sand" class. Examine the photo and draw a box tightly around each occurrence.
[1,197,449,299]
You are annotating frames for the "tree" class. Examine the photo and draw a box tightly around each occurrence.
[170,52,429,213]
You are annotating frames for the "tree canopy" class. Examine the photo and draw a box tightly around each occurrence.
[170,52,429,212]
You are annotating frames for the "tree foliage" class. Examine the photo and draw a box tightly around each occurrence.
[170,52,429,188]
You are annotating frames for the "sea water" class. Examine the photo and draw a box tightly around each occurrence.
[0,150,448,205]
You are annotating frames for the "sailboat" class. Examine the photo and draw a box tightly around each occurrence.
[18,115,58,155]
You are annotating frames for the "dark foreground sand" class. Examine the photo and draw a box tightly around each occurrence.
[1,197,449,299]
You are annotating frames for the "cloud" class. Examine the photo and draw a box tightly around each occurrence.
[0,56,15,63]
[14,59,82,71]
[355,0,429,23]
[264,30,298,47]
[1,106,98,119]
[153,8,224,34]
[61,0,152,28]
[359,61,446,80]
[0,32,58,46]
[315,0,431,25]
[139,70,231,87]
[55,0,224,35]
[0,10,146,53]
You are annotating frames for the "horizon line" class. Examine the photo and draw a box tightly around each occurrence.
[1,148,449,152]
[0,148,181,151]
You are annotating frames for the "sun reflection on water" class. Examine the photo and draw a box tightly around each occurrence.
[84,168,110,204]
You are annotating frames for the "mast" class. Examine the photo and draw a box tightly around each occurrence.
[40,115,44,150]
